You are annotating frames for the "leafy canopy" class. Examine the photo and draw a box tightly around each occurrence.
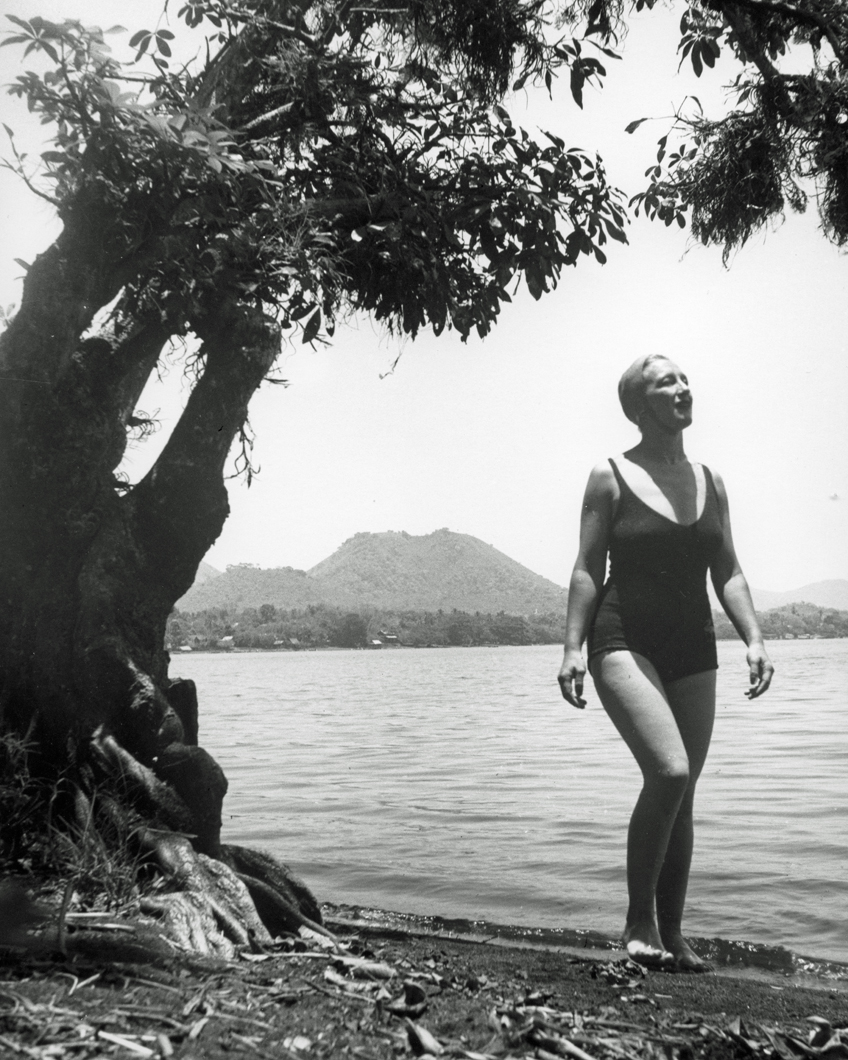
[621,0,848,256]
[1,1,629,344]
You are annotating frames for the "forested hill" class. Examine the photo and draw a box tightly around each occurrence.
[307,530,567,612]
[750,579,848,612]
[177,530,567,615]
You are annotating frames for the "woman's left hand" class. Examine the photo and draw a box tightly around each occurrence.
[745,644,774,699]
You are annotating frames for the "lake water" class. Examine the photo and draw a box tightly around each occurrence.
[172,640,847,974]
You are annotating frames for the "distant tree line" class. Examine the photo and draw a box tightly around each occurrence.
[167,601,848,651]
[713,602,848,642]
[166,604,567,650]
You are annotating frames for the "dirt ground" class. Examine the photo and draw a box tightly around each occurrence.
[0,909,846,1060]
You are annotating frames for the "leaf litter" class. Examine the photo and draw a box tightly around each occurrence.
[0,916,845,1060]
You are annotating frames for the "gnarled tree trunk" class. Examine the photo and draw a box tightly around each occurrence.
[0,215,324,956]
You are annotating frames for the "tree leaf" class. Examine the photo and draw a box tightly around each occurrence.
[34,40,59,62]
[692,44,703,77]
[570,67,584,109]
[301,307,321,344]
[625,118,649,134]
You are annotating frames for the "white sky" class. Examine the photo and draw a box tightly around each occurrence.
[2,1,846,592]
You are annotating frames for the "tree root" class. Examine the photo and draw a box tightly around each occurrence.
[87,727,332,956]
[90,728,195,837]
[221,845,324,928]
[231,870,337,946]
[139,830,271,958]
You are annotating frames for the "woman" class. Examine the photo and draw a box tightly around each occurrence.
[557,354,773,972]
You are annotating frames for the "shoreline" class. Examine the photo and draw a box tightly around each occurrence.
[322,904,848,994]
[1,907,846,1059]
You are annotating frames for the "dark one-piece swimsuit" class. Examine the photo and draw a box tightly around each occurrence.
[587,458,724,683]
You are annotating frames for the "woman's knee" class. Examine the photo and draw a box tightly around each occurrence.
[644,757,690,797]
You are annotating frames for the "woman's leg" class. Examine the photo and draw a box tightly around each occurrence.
[655,669,716,971]
[592,651,690,966]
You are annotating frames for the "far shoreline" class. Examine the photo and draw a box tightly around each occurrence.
[170,634,848,656]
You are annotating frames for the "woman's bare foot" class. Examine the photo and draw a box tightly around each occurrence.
[660,931,712,973]
[623,922,675,969]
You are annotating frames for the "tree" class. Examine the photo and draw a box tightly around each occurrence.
[330,612,369,648]
[620,0,848,256]
[0,0,625,953]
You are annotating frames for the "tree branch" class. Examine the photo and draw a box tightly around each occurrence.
[127,302,281,598]
[191,0,316,112]
[0,220,127,398]
[730,0,848,65]
[66,305,279,761]
[72,308,174,476]
[319,0,359,49]
[720,2,787,92]
[1,137,61,206]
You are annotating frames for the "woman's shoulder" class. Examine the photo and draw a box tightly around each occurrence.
[587,458,617,484]
[698,462,726,489]
[584,459,620,502]
[702,463,729,508]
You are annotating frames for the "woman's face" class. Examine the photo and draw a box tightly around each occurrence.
[640,358,693,430]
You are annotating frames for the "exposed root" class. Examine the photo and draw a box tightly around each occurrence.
[140,830,271,957]
[84,727,326,956]
[141,893,236,958]
[90,728,194,836]
[235,871,339,947]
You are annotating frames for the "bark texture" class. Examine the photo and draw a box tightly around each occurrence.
[0,229,322,952]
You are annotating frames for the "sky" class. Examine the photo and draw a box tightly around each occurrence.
[1,1,847,593]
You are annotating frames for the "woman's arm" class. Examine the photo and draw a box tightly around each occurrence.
[557,463,616,708]
[709,469,774,699]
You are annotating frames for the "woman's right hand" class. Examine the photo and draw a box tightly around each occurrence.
[558,649,587,709]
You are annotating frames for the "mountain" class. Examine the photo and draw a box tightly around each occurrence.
[194,560,222,585]
[176,564,344,612]
[749,580,848,612]
[178,537,846,617]
[176,529,567,615]
[308,529,567,613]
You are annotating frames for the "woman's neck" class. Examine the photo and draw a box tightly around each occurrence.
[632,425,687,465]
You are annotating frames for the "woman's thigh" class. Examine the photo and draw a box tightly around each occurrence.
[664,669,716,784]
[591,651,689,779]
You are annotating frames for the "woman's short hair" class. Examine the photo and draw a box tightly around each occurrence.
[618,354,672,424]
